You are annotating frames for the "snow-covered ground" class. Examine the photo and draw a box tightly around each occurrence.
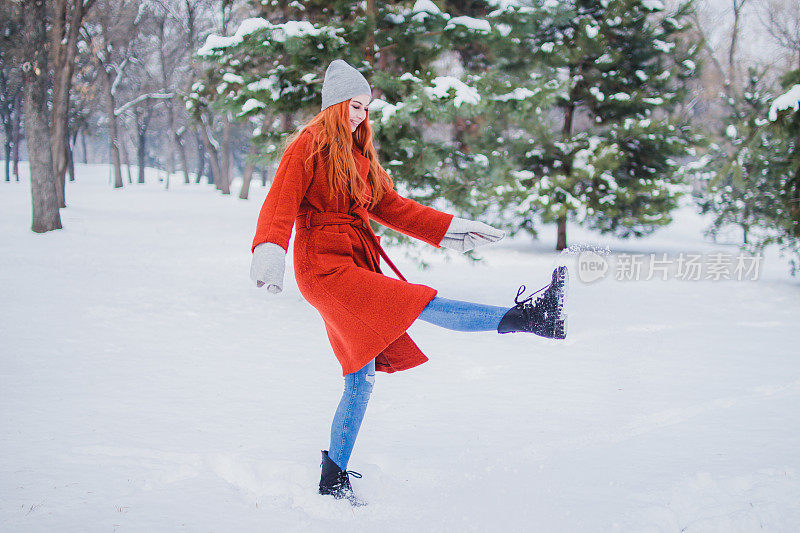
[2,163,799,532]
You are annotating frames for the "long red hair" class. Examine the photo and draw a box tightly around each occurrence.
[282,100,393,210]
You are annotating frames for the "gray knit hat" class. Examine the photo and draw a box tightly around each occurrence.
[320,59,372,111]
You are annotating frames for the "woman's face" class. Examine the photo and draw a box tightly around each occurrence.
[348,94,370,132]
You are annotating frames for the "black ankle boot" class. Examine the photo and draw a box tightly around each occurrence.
[497,266,568,338]
[319,450,366,506]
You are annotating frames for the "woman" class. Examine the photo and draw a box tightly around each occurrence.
[249,59,568,506]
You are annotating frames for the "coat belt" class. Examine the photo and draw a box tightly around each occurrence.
[296,208,407,282]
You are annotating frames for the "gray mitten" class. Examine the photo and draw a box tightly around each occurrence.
[250,242,286,294]
[439,216,505,253]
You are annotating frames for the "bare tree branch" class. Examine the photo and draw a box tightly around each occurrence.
[114,92,174,116]
[690,10,727,80]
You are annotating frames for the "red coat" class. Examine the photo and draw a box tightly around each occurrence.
[252,126,454,375]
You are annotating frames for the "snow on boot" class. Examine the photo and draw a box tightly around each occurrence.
[318,450,366,506]
[497,266,568,339]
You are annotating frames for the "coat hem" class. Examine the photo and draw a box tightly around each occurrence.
[298,236,437,376]
[342,285,438,376]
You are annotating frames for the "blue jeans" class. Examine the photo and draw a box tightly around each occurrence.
[327,296,508,470]
[328,358,375,471]
[416,295,509,332]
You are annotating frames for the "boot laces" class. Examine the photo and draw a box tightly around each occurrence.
[337,469,362,489]
[513,283,549,310]
[514,281,557,329]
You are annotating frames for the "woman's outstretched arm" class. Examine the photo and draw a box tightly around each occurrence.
[367,188,454,247]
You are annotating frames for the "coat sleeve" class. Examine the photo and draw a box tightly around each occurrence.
[251,134,314,253]
[367,187,454,248]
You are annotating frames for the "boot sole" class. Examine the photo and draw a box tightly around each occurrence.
[553,316,567,339]
[552,266,568,339]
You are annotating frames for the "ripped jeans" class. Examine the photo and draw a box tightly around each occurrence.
[327,358,375,471]
[326,296,508,470]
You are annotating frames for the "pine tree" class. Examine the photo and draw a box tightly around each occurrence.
[191,0,551,260]
[769,70,800,261]
[471,1,570,238]
[698,72,781,245]
[491,0,702,250]
[701,69,800,273]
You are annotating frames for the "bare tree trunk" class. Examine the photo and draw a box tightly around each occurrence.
[80,130,87,164]
[239,116,270,199]
[12,91,22,181]
[0,71,11,182]
[196,154,205,184]
[219,115,231,194]
[66,123,75,182]
[165,148,172,189]
[137,124,146,184]
[135,106,151,184]
[364,0,376,63]
[3,142,9,182]
[49,2,69,207]
[154,12,191,187]
[166,135,175,177]
[21,0,62,232]
[50,93,66,204]
[239,144,257,200]
[211,2,236,188]
[195,130,205,184]
[101,75,123,188]
[3,122,10,182]
[87,10,131,190]
[556,216,567,251]
[1,76,12,182]
[728,0,750,95]
[49,0,95,207]
[556,95,576,251]
[177,126,190,184]
[119,133,133,184]
[66,144,75,182]
[198,117,222,187]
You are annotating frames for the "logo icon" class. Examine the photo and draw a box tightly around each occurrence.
[577,251,608,283]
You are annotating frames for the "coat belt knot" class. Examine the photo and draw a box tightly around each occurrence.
[296,208,407,282]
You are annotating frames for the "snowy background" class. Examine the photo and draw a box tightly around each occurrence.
[2,164,799,532]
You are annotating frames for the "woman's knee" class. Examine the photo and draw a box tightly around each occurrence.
[344,361,375,400]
